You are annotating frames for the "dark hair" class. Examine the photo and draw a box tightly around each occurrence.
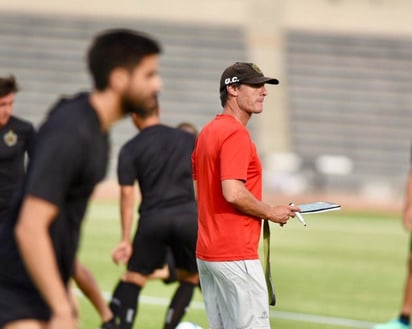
[177,122,198,136]
[0,75,19,97]
[219,83,239,107]
[87,29,162,90]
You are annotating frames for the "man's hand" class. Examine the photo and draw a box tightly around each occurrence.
[112,240,132,265]
[266,204,300,226]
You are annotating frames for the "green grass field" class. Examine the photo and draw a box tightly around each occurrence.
[76,200,409,329]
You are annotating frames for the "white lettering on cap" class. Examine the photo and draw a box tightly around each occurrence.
[225,76,239,85]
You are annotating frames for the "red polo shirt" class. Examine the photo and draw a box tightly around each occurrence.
[192,114,262,261]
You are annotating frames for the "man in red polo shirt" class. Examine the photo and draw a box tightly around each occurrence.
[192,62,299,329]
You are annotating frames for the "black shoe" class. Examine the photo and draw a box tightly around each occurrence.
[100,318,119,329]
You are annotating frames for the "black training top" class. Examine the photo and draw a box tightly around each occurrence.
[0,92,109,287]
[118,124,196,217]
[0,116,35,210]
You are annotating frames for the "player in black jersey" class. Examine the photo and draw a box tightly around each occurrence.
[0,29,162,329]
[0,76,118,329]
[0,75,117,329]
[0,76,35,221]
[108,100,199,329]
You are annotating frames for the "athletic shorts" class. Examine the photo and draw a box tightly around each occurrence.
[197,259,270,329]
[0,280,50,327]
[128,203,198,275]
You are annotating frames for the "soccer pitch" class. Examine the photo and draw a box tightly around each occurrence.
[76,200,408,329]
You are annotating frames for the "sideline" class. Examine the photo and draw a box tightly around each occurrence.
[76,289,375,328]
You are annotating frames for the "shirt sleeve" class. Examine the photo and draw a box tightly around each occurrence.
[220,128,252,182]
[25,128,85,207]
[117,144,136,186]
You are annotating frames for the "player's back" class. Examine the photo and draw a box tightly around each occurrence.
[118,124,196,214]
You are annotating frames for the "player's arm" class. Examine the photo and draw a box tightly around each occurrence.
[221,179,299,225]
[73,260,112,322]
[403,170,412,231]
[120,184,135,243]
[15,195,76,328]
[112,184,135,265]
[193,180,197,200]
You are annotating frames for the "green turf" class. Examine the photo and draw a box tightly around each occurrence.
[77,201,409,329]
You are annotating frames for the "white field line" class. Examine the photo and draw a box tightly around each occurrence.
[75,289,375,328]
[268,310,375,328]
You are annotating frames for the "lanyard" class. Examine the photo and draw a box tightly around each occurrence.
[263,219,276,306]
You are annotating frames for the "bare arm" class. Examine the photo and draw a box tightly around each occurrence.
[112,185,135,264]
[73,260,112,322]
[120,185,135,242]
[221,179,299,225]
[15,195,76,328]
[403,171,412,231]
[193,180,197,200]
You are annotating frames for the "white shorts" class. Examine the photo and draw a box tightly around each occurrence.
[197,259,270,329]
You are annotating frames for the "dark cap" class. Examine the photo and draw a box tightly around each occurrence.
[219,62,279,91]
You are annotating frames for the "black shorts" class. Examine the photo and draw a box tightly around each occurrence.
[128,203,198,275]
[0,280,50,327]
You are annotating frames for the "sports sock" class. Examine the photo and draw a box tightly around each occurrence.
[109,281,141,329]
[164,281,196,329]
[399,313,410,325]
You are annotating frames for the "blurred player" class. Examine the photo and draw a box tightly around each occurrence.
[108,100,199,329]
[373,151,412,329]
[0,75,117,328]
[0,75,118,329]
[0,76,35,222]
[0,29,162,329]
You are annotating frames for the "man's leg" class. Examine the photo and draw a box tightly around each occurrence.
[109,271,147,329]
[4,320,47,329]
[73,261,117,328]
[147,250,177,283]
[401,255,412,324]
[163,271,199,329]
[196,259,224,329]
[373,254,412,329]
[201,259,270,329]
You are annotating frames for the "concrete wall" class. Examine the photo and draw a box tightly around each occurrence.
[0,0,410,162]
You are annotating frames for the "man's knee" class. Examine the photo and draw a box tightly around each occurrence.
[121,271,148,287]
[177,270,199,285]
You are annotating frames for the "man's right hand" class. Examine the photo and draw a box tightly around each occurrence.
[267,204,300,226]
[111,240,132,265]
